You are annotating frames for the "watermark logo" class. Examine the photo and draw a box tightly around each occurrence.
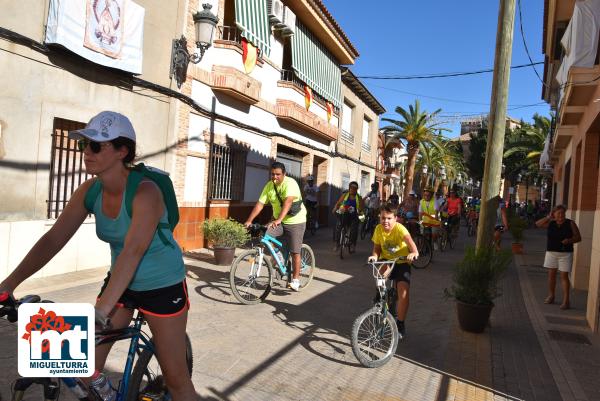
[18,303,94,377]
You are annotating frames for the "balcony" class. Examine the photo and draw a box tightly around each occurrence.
[340,129,354,143]
[558,64,600,126]
[279,69,339,115]
[211,65,261,104]
[276,99,338,141]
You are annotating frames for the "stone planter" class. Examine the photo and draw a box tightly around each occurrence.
[456,300,494,333]
[511,242,523,254]
[213,247,236,266]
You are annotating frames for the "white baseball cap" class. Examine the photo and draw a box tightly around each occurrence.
[69,111,136,143]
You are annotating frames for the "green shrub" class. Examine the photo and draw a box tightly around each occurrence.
[444,246,511,305]
[507,214,527,243]
[202,218,249,248]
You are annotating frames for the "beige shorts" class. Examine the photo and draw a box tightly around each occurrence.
[544,251,573,273]
[267,222,306,254]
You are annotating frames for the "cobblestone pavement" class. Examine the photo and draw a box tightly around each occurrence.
[2,225,594,400]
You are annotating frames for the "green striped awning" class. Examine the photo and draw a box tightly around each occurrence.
[292,21,342,108]
[235,0,271,58]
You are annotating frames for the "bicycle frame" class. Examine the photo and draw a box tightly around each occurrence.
[94,312,155,401]
[257,233,290,277]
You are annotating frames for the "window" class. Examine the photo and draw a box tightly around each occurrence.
[562,159,571,206]
[341,172,350,190]
[361,171,370,195]
[48,118,88,218]
[361,117,371,152]
[341,102,353,142]
[210,143,247,200]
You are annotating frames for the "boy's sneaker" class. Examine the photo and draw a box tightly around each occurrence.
[289,279,300,292]
[396,320,406,339]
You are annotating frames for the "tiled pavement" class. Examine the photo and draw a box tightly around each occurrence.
[1,225,597,400]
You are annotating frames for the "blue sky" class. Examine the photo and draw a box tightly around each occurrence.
[323,0,551,137]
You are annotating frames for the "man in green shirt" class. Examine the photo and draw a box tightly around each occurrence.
[245,162,307,291]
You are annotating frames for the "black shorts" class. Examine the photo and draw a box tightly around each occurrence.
[98,274,190,317]
[389,262,411,284]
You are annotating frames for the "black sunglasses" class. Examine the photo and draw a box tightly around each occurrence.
[77,139,109,153]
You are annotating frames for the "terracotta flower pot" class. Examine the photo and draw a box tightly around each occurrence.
[456,300,493,333]
[213,247,236,265]
[511,242,523,254]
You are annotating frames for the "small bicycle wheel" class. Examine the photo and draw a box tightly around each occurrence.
[126,334,193,401]
[229,249,273,305]
[299,244,316,289]
[339,228,346,259]
[351,307,399,368]
[412,235,432,269]
[440,232,448,252]
[360,220,368,240]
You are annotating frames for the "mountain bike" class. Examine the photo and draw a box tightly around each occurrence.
[467,216,478,237]
[336,210,356,259]
[305,201,318,236]
[351,257,407,368]
[439,217,455,251]
[360,209,376,240]
[397,214,431,269]
[229,224,316,304]
[0,291,192,401]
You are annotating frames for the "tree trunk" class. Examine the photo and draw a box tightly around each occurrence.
[403,142,419,199]
[433,178,441,194]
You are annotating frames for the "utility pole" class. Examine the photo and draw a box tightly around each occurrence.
[476,0,516,249]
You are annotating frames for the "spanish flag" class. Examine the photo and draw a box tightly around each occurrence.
[326,102,333,122]
[304,85,313,111]
[242,38,258,74]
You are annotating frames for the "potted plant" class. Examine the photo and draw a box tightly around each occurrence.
[508,212,527,254]
[444,246,511,333]
[202,218,250,265]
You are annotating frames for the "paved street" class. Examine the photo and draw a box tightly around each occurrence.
[1,225,599,400]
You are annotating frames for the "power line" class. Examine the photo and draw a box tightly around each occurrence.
[516,0,546,87]
[356,62,543,80]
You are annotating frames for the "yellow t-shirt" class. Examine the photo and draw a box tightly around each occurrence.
[371,223,410,260]
[258,176,306,224]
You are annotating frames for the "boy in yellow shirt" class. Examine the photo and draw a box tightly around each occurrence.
[368,202,419,338]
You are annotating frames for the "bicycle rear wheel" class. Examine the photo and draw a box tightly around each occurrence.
[412,235,432,269]
[360,217,369,240]
[299,244,316,289]
[229,249,273,305]
[351,307,399,368]
[126,334,193,401]
[339,227,346,259]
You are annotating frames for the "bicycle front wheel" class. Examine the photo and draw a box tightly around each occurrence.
[299,244,316,289]
[229,249,273,305]
[339,227,346,259]
[126,334,193,401]
[412,235,432,269]
[351,307,399,368]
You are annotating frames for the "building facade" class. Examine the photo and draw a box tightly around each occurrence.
[0,0,385,280]
[542,0,600,332]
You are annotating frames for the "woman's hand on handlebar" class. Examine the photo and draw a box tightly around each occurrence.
[367,255,378,263]
[407,252,419,262]
[94,307,112,332]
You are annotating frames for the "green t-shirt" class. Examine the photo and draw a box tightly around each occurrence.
[258,176,306,224]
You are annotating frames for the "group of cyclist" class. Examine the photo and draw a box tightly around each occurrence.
[0,108,504,399]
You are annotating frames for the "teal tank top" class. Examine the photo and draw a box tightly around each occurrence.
[93,185,185,291]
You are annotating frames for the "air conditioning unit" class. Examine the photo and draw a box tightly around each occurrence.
[267,0,284,26]
[281,6,296,36]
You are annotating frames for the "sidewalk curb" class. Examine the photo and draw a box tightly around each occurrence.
[514,254,588,401]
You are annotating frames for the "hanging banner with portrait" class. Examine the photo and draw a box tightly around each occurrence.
[45,0,145,74]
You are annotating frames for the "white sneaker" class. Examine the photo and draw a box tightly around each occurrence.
[289,279,300,292]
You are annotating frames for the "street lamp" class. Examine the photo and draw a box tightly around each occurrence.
[170,3,219,88]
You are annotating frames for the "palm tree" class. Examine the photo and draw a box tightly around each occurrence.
[504,113,552,178]
[381,100,448,199]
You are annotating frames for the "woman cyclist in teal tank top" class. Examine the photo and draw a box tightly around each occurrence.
[0,111,197,400]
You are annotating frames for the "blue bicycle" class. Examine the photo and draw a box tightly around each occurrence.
[0,291,192,401]
[229,224,316,304]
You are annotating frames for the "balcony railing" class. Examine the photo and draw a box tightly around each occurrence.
[341,129,353,143]
[280,69,340,115]
[217,25,242,44]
